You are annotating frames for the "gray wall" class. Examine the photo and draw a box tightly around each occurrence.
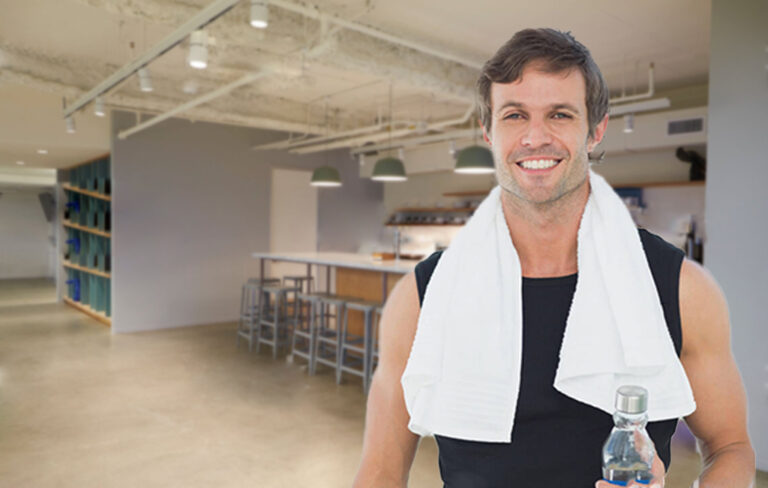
[0,189,55,279]
[110,112,382,333]
[706,0,768,469]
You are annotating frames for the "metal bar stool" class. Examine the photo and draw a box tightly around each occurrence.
[312,294,349,376]
[258,284,301,358]
[236,277,280,351]
[371,305,384,378]
[290,291,334,374]
[283,275,314,318]
[338,299,381,393]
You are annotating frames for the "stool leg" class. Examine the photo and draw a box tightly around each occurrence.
[255,289,265,354]
[363,309,373,394]
[273,294,280,359]
[336,304,347,385]
[308,300,317,375]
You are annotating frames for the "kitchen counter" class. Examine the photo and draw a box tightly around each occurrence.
[251,252,421,274]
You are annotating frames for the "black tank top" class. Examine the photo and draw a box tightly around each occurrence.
[413,229,685,488]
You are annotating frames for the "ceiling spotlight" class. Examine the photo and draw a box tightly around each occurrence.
[454,145,495,174]
[16,161,25,165]
[94,97,106,117]
[37,149,48,155]
[65,116,76,133]
[250,0,269,28]
[623,113,635,133]
[138,67,153,92]
[371,157,407,182]
[188,30,208,69]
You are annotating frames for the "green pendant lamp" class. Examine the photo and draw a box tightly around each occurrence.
[310,166,342,187]
[454,145,495,174]
[372,156,407,182]
[372,83,407,182]
[310,98,342,188]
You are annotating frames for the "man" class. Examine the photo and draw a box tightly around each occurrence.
[354,28,754,487]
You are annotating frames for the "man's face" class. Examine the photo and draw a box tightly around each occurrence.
[484,63,605,206]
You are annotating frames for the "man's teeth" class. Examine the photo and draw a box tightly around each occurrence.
[519,159,559,170]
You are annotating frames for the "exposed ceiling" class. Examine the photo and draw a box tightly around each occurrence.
[0,0,711,170]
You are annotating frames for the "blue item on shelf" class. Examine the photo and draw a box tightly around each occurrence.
[66,278,81,301]
[66,237,81,254]
[66,200,80,212]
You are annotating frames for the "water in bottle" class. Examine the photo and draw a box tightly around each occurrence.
[602,385,656,485]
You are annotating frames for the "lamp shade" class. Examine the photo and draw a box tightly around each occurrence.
[371,157,407,182]
[310,166,341,187]
[454,145,495,174]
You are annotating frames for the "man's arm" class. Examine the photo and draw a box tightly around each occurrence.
[353,273,421,487]
[679,259,755,487]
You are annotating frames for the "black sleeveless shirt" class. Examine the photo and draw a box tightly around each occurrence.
[413,229,685,488]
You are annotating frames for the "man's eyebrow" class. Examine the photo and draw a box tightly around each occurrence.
[494,101,524,116]
[495,101,582,116]
[551,103,581,114]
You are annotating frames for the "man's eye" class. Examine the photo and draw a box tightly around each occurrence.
[553,113,572,119]
[504,113,523,120]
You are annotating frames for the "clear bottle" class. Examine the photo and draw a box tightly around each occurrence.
[602,385,657,485]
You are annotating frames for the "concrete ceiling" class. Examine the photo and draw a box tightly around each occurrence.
[0,0,711,170]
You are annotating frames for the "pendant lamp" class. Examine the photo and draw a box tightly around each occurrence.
[454,145,495,174]
[310,166,342,187]
[372,157,407,181]
[372,83,407,182]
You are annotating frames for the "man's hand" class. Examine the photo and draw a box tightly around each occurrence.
[594,453,665,488]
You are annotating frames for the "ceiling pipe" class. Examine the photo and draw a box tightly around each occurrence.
[63,0,241,119]
[349,128,476,155]
[269,0,483,70]
[118,71,273,139]
[609,63,656,105]
[290,104,475,154]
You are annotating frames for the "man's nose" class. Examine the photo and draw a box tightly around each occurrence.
[520,118,553,148]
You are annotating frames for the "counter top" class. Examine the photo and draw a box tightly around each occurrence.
[251,252,421,274]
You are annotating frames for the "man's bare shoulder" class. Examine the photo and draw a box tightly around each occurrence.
[678,258,730,356]
[379,272,421,363]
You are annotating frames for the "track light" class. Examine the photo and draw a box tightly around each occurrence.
[188,30,208,69]
[138,67,153,92]
[65,116,76,133]
[250,0,269,28]
[623,113,635,134]
[94,97,105,117]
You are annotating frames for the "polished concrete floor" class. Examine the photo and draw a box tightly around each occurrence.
[0,278,763,487]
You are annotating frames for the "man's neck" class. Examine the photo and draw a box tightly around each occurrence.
[500,181,590,278]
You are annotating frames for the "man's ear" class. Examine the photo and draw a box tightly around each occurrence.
[481,119,492,145]
[587,114,609,152]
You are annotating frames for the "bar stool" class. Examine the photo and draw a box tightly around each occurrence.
[258,284,301,358]
[371,305,384,376]
[338,299,381,393]
[312,294,349,375]
[290,291,333,374]
[283,275,314,317]
[236,277,280,351]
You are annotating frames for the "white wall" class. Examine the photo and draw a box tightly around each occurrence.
[110,112,384,333]
[706,0,768,470]
[269,168,317,279]
[0,189,55,279]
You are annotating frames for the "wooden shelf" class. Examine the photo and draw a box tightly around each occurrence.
[443,190,492,197]
[62,183,112,201]
[63,220,111,238]
[63,261,111,279]
[63,297,111,326]
[64,152,110,170]
[395,207,475,213]
[614,181,705,189]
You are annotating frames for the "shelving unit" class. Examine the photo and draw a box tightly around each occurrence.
[61,154,112,325]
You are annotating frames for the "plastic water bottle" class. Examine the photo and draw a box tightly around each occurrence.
[602,385,657,485]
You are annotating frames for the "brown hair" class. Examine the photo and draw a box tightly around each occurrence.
[476,28,609,138]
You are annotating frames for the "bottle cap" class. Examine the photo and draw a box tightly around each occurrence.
[615,385,648,414]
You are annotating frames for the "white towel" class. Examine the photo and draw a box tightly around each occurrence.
[401,170,696,442]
